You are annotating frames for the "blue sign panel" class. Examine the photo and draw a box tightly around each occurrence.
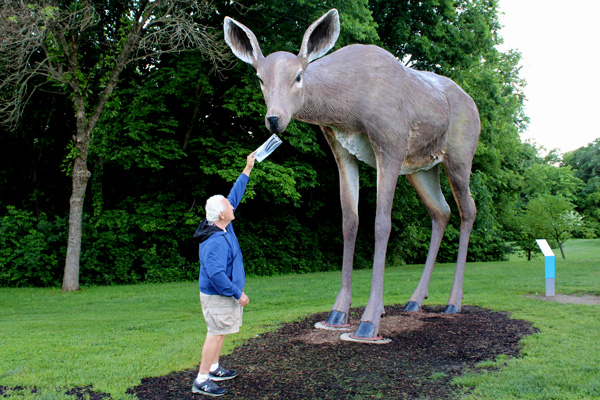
[545,255,555,279]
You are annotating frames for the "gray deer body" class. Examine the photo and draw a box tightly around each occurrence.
[225,10,480,340]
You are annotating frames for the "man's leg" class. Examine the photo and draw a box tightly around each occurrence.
[192,334,227,396]
[192,333,227,395]
[199,333,225,375]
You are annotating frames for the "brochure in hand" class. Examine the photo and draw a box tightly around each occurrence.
[254,134,282,162]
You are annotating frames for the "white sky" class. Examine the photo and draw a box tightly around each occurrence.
[497,0,600,154]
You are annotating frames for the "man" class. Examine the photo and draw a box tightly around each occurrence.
[192,153,256,396]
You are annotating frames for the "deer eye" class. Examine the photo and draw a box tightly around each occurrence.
[295,72,302,83]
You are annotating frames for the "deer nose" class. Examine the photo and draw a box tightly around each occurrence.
[267,116,279,133]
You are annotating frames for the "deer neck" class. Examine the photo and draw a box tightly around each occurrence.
[294,67,351,127]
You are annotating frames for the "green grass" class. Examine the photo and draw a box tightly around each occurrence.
[1,239,599,399]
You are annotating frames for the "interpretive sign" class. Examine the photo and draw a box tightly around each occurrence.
[536,239,555,297]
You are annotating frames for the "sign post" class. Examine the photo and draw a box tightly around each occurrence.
[536,239,555,297]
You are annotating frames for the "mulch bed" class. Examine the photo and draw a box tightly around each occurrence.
[1,305,537,399]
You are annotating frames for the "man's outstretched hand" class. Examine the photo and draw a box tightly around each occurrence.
[243,152,257,177]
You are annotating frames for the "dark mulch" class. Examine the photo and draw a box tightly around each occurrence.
[131,305,536,400]
[1,305,537,399]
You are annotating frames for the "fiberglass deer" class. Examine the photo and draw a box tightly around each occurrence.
[224,9,480,341]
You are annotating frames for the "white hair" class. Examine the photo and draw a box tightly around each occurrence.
[205,195,226,222]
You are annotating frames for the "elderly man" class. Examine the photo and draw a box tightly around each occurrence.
[192,152,256,396]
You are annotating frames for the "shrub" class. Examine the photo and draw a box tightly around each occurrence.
[0,206,66,287]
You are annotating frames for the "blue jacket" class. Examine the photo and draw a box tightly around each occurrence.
[194,173,249,299]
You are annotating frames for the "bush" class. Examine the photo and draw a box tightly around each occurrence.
[80,194,199,285]
[0,201,199,287]
[0,206,67,287]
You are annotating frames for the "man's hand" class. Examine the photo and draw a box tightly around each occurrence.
[242,152,257,177]
[238,292,249,306]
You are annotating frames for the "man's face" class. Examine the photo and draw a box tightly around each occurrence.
[221,198,235,224]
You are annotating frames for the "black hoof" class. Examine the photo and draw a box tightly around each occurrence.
[325,310,348,326]
[352,321,377,339]
[444,304,459,314]
[403,301,421,312]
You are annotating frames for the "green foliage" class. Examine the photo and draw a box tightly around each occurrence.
[80,192,200,286]
[0,207,66,287]
[563,138,600,234]
[60,141,81,176]
[508,142,596,258]
[93,58,196,170]
[0,196,200,287]
[517,195,590,259]
[563,138,600,182]
[522,163,583,202]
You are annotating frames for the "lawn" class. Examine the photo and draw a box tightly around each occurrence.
[1,239,599,399]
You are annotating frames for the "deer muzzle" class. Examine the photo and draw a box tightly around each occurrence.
[266,115,281,134]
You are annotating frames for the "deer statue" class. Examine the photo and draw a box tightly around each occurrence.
[224,9,480,341]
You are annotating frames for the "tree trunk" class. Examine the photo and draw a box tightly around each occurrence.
[62,157,91,291]
[558,242,566,259]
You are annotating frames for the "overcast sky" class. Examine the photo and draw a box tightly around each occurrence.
[497,0,600,154]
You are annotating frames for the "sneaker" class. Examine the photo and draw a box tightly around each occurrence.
[192,379,226,396]
[209,365,238,381]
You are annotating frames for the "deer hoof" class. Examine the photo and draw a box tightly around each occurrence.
[352,321,379,339]
[444,304,460,314]
[324,310,349,326]
[404,301,421,312]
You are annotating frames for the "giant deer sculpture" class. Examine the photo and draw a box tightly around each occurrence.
[224,9,480,341]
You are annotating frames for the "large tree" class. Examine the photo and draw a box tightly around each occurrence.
[563,138,600,232]
[0,0,227,290]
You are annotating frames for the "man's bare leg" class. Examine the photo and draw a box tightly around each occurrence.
[192,333,227,396]
[198,334,225,375]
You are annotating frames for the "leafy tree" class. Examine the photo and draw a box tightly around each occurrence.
[0,0,227,290]
[563,138,600,234]
[522,163,583,202]
[521,195,586,259]
[563,138,600,182]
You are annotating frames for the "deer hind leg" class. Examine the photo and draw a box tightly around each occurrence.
[444,159,477,313]
[318,128,359,328]
[352,166,399,340]
[404,165,451,312]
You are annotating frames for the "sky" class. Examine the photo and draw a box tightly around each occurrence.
[497,0,600,154]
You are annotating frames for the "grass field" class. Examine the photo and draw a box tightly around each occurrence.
[1,239,599,399]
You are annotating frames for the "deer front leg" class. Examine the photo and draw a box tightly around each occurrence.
[319,129,359,328]
[351,168,398,340]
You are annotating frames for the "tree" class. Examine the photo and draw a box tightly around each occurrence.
[522,163,583,202]
[0,0,227,290]
[563,138,600,234]
[563,138,600,183]
[522,195,586,259]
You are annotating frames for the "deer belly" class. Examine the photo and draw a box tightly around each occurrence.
[333,130,377,168]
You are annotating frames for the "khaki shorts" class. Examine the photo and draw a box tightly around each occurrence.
[200,293,243,335]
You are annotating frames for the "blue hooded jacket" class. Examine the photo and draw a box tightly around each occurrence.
[194,173,248,299]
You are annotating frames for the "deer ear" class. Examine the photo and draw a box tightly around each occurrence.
[298,9,340,67]
[224,17,264,67]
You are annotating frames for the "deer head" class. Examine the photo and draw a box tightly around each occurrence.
[224,9,340,134]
